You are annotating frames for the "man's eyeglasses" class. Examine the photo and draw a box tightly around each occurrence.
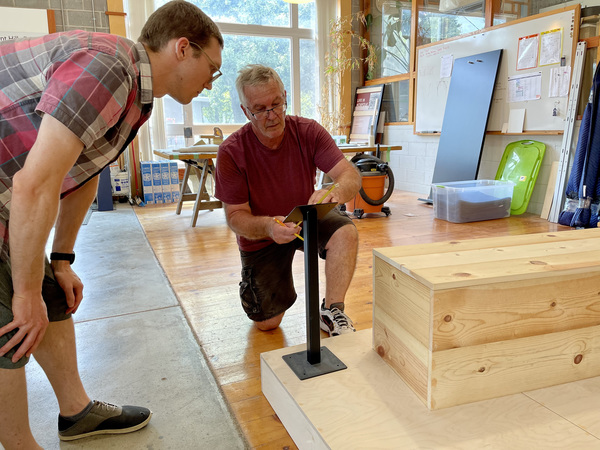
[189,41,222,84]
[247,103,287,120]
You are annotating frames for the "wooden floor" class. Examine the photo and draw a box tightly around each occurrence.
[134,191,568,449]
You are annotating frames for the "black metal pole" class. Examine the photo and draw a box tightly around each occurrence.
[303,206,321,364]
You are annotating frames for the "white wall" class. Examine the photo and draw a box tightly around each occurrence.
[383,124,578,215]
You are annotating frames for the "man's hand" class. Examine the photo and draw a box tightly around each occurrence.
[0,293,48,363]
[308,186,338,205]
[269,216,301,244]
[52,260,84,314]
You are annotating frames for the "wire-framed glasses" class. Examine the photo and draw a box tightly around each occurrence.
[247,102,287,120]
[189,41,222,83]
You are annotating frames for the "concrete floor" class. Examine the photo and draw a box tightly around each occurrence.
[19,204,246,449]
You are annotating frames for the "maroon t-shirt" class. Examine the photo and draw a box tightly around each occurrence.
[215,115,344,252]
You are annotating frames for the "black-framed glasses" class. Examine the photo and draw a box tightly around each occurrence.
[247,102,287,120]
[189,41,222,84]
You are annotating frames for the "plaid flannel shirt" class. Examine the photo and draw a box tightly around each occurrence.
[0,31,153,260]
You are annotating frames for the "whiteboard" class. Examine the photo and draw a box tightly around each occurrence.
[0,7,49,41]
[415,5,579,133]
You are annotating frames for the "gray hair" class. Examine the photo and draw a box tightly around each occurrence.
[236,64,285,107]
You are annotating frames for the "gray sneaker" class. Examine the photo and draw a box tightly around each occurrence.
[58,400,152,441]
[319,300,356,336]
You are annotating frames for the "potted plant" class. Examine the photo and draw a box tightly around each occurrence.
[319,11,378,137]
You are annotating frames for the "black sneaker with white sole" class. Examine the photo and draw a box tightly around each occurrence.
[58,400,152,441]
[319,299,356,336]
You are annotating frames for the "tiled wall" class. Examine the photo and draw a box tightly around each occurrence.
[384,124,576,215]
[0,0,109,33]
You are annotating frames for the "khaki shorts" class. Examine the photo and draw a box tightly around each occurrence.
[0,258,70,369]
[238,207,354,322]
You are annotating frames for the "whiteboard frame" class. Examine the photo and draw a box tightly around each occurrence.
[415,5,580,134]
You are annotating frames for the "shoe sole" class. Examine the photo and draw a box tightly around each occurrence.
[58,411,152,441]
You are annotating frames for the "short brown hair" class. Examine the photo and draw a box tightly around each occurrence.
[138,0,223,53]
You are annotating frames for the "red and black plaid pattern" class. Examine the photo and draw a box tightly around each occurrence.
[0,31,153,260]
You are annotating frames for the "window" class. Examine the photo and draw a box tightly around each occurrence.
[152,0,317,150]
[418,0,486,47]
[368,1,487,125]
[380,2,412,77]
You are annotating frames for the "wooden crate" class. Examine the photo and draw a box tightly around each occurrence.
[373,228,600,410]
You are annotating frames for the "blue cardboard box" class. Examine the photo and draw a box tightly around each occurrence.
[140,161,154,204]
[169,161,180,203]
[151,161,163,204]
[160,162,172,203]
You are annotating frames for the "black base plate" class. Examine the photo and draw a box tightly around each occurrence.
[282,346,347,380]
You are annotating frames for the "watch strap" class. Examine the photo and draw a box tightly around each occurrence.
[50,252,75,264]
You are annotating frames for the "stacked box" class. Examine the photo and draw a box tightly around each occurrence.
[140,161,154,204]
[160,161,172,203]
[169,161,180,203]
[151,161,163,204]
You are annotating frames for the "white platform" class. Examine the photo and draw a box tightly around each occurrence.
[261,329,600,449]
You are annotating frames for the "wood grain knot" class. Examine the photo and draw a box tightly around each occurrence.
[574,354,583,365]
[377,346,386,357]
[453,272,471,277]
[529,260,547,265]
[444,315,452,322]
[392,273,396,280]
[478,367,486,373]
[550,301,557,307]
[449,241,460,244]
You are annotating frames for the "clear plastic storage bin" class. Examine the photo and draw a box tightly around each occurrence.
[431,180,515,223]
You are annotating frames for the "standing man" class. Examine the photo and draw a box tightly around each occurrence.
[0,1,223,447]
[215,64,361,336]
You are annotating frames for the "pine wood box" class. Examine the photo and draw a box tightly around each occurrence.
[372,229,600,410]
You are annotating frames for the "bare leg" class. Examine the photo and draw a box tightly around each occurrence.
[254,312,284,331]
[32,318,90,417]
[0,366,42,449]
[323,224,358,308]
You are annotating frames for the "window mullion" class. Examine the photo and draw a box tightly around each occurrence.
[183,104,194,146]
[291,36,301,115]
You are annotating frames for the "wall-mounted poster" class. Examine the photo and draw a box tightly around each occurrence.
[349,84,385,145]
[517,34,539,70]
[539,28,563,66]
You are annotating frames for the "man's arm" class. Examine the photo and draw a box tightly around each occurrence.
[51,175,100,314]
[223,202,299,244]
[308,158,361,205]
[0,114,84,362]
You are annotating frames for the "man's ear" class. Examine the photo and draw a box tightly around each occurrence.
[241,104,251,121]
[174,37,190,61]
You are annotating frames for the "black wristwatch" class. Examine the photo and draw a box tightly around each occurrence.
[50,252,75,264]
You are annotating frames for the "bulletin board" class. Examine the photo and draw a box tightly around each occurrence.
[0,6,53,41]
[415,5,580,134]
